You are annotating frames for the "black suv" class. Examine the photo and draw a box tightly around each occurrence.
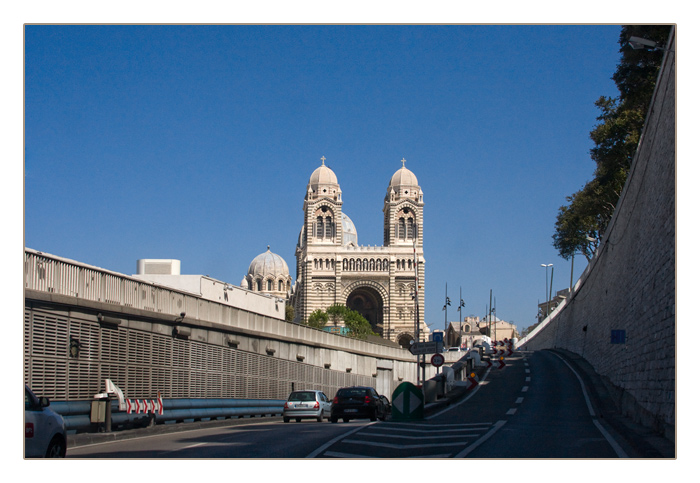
[330,386,390,423]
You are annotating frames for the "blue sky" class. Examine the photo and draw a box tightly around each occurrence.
[24,24,627,333]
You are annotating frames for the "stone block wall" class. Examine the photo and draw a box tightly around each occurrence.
[520,30,675,438]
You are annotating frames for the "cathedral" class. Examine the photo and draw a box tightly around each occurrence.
[243,157,430,348]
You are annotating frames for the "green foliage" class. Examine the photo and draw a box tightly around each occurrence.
[306,309,328,329]
[285,304,295,322]
[305,304,376,340]
[326,304,348,326]
[342,309,375,339]
[553,25,671,259]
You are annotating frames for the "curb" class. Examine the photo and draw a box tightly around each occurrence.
[548,348,675,458]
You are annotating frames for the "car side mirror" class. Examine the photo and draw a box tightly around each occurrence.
[40,396,50,408]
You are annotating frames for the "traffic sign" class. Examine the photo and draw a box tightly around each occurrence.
[391,382,424,421]
[409,341,440,355]
[431,353,445,367]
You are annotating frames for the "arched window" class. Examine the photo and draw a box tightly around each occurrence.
[257,280,262,291]
[325,216,333,239]
[407,218,414,239]
[316,217,324,238]
[267,279,272,291]
[278,280,283,291]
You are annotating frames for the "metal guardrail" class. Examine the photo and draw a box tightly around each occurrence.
[25,248,202,319]
[52,398,285,434]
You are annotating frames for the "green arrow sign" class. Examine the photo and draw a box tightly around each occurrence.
[391,382,424,420]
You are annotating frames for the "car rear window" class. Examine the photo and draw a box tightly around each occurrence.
[337,388,367,397]
[288,391,316,402]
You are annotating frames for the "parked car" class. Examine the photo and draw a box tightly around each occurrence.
[330,386,390,423]
[283,390,331,422]
[24,385,66,458]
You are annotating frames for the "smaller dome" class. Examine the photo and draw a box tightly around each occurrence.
[389,158,419,188]
[341,213,358,246]
[247,246,290,278]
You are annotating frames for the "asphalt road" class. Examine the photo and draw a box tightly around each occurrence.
[67,350,670,459]
[311,350,625,458]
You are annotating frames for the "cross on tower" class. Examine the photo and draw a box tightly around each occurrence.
[321,156,326,166]
[401,158,406,168]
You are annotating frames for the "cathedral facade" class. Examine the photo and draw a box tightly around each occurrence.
[292,158,430,347]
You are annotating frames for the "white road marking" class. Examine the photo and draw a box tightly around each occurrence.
[454,420,508,458]
[343,439,473,449]
[551,352,629,458]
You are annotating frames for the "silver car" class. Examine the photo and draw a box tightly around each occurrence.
[283,390,331,423]
[25,385,66,457]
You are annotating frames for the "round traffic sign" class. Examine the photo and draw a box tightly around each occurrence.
[430,353,445,367]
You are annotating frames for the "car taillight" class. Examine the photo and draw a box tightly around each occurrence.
[333,396,338,404]
[284,402,289,408]
[365,395,371,404]
[313,401,319,409]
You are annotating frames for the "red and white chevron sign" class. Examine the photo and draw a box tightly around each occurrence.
[126,392,163,415]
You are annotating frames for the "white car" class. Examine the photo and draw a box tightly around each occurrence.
[283,390,331,422]
[25,385,66,458]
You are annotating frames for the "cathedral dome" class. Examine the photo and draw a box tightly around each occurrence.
[309,157,338,186]
[341,213,358,246]
[247,246,290,278]
[389,159,419,188]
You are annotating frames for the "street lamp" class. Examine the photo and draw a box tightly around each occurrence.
[541,264,553,318]
[442,283,451,334]
[458,287,465,349]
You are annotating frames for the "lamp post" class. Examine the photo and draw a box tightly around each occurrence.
[443,283,451,334]
[458,287,465,349]
[541,264,553,319]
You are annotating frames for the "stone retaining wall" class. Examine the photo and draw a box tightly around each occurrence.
[519,29,675,439]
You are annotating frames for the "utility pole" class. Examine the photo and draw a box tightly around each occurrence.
[458,287,465,349]
[443,283,451,339]
[413,238,420,385]
[489,290,493,341]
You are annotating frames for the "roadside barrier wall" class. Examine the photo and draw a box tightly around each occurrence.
[518,30,675,439]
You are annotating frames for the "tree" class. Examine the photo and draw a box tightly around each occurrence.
[552,180,602,261]
[343,310,375,339]
[285,304,295,322]
[306,309,328,329]
[553,25,671,259]
[326,304,348,327]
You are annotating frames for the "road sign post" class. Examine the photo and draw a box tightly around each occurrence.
[391,381,424,421]
[430,353,444,367]
[409,341,442,356]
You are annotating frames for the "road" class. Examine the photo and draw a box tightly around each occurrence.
[68,350,632,458]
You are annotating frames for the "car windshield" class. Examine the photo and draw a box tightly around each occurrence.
[288,391,316,402]
[337,388,367,397]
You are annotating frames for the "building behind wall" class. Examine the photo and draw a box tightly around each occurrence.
[293,158,430,348]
